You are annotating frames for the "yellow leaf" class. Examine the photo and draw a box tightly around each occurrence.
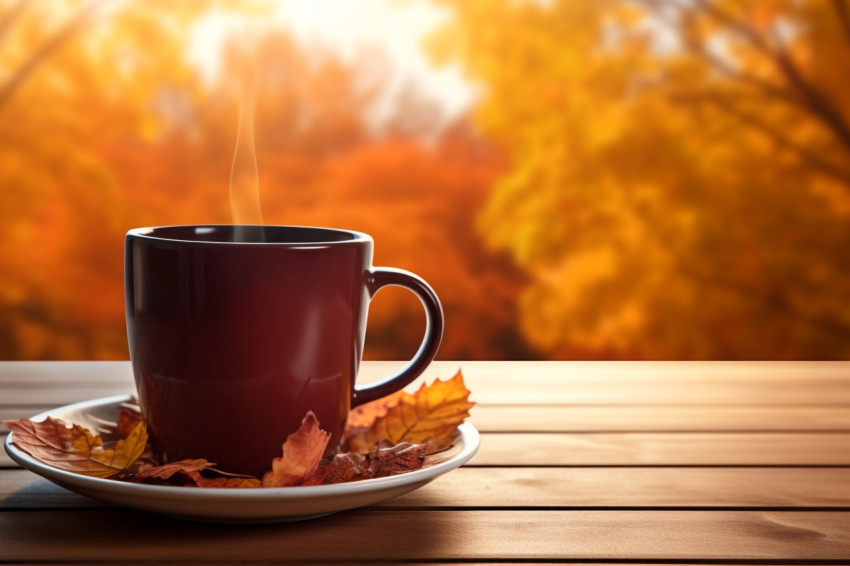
[90,421,148,471]
[345,370,474,453]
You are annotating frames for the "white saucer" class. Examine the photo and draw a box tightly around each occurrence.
[4,395,480,523]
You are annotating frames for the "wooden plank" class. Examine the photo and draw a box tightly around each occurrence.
[7,405,850,436]
[6,431,850,467]
[469,405,850,432]
[392,467,850,509]
[0,564,827,566]
[3,379,849,407]
[0,564,826,566]
[0,385,135,406]
[0,471,100,508]
[4,360,849,384]
[2,467,849,510]
[0,510,847,561]
[472,433,850,466]
[2,361,849,406]
[0,361,134,384]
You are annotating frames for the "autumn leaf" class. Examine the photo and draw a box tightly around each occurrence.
[188,472,262,488]
[344,370,474,453]
[116,402,144,437]
[261,411,330,487]
[132,459,261,488]
[5,372,471,488]
[345,390,404,434]
[4,417,147,479]
[131,458,216,482]
[187,465,262,488]
[310,442,428,485]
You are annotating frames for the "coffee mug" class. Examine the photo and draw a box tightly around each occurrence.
[125,225,444,477]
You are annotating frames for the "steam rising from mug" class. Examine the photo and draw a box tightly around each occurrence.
[229,37,263,242]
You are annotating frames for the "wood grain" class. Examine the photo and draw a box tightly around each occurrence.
[1,509,848,561]
[471,432,850,466]
[7,405,850,436]
[2,361,849,564]
[2,467,848,510]
[469,405,850,432]
[6,430,850,468]
[2,360,849,405]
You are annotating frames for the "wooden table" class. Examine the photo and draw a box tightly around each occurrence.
[2,361,849,563]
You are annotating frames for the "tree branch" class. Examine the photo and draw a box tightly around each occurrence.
[686,39,800,106]
[671,89,850,189]
[0,1,101,113]
[638,0,817,130]
[693,0,850,154]
[833,0,850,48]
[627,0,850,339]
[766,26,850,151]
[692,0,772,52]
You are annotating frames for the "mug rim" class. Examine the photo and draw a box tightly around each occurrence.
[126,224,372,246]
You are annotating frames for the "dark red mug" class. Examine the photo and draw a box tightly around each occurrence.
[125,225,443,477]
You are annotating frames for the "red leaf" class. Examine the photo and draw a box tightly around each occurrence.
[261,411,330,487]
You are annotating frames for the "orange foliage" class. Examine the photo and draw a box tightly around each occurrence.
[0,6,535,360]
[8,2,848,360]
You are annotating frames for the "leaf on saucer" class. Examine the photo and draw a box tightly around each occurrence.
[309,441,427,485]
[116,402,144,437]
[261,411,329,487]
[131,458,215,482]
[344,390,404,435]
[3,417,147,479]
[344,370,474,453]
[188,471,262,488]
[132,458,262,488]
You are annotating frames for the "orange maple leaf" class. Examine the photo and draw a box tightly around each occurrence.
[345,390,404,434]
[4,417,148,479]
[261,411,330,487]
[344,370,474,453]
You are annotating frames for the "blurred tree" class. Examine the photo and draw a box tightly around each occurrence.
[430,0,850,358]
[103,31,537,360]
[0,1,268,358]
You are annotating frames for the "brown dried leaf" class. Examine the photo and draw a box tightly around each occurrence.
[131,459,261,488]
[310,442,427,485]
[345,370,474,453]
[131,458,215,482]
[3,417,147,479]
[261,411,329,487]
[187,471,262,488]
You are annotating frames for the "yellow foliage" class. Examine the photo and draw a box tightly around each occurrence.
[432,0,850,358]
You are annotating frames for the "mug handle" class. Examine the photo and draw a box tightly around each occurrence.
[352,267,444,407]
